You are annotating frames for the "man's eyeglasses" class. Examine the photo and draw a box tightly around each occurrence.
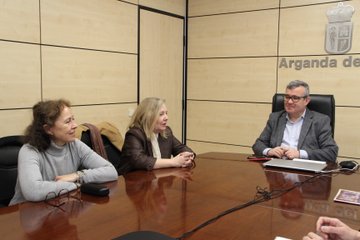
[284,95,308,103]
[44,188,82,211]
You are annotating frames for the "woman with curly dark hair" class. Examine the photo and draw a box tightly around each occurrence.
[9,99,117,205]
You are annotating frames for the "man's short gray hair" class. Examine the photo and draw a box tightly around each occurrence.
[286,80,310,96]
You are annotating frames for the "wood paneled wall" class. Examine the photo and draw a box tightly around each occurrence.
[187,0,360,161]
[2,0,358,161]
[0,0,185,140]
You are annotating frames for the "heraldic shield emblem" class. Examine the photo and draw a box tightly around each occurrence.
[325,2,355,54]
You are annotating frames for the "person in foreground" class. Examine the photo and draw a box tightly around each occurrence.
[9,99,118,205]
[303,216,360,240]
[121,97,195,172]
[252,80,338,162]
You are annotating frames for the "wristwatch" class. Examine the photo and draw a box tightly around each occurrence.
[76,170,85,186]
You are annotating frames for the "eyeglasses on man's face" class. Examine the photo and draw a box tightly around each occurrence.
[44,188,82,211]
[284,95,308,103]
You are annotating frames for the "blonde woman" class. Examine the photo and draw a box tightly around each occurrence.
[121,97,195,172]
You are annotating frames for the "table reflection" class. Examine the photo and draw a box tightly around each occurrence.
[265,170,332,218]
[19,198,84,240]
[124,168,193,229]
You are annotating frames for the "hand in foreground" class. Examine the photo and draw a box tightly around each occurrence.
[303,216,360,240]
[303,231,324,240]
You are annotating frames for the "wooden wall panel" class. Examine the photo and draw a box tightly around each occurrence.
[140,0,185,16]
[281,0,350,8]
[186,0,360,160]
[42,46,137,105]
[187,101,270,147]
[187,140,253,156]
[279,1,360,55]
[277,54,360,107]
[72,103,137,139]
[189,0,278,17]
[335,107,360,158]
[0,109,32,136]
[0,42,41,109]
[139,10,184,138]
[188,10,278,58]
[122,0,138,4]
[188,58,277,102]
[41,0,137,53]
[0,0,40,43]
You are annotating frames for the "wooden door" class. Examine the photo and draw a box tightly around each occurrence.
[139,8,185,140]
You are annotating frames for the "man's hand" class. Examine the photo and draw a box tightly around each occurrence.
[267,147,285,158]
[283,148,300,160]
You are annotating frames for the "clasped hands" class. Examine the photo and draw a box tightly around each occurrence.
[173,151,195,168]
[268,146,300,160]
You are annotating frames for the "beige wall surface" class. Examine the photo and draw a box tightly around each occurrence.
[187,0,360,160]
[188,58,277,102]
[278,55,360,106]
[188,0,278,17]
[187,140,253,156]
[140,0,186,16]
[1,0,359,161]
[139,10,184,138]
[41,0,137,53]
[187,101,270,147]
[0,0,188,152]
[72,103,137,138]
[281,0,352,8]
[122,0,138,5]
[41,46,137,104]
[188,10,278,58]
[279,1,360,56]
[0,0,40,43]
[0,109,32,137]
[0,42,41,109]
[335,107,360,158]
[0,0,139,139]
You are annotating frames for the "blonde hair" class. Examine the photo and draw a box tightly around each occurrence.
[128,97,167,140]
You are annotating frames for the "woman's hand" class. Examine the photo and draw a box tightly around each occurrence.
[173,152,194,168]
[55,173,79,182]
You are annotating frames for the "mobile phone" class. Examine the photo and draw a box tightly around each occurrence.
[81,183,109,196]
[247,155,271,161]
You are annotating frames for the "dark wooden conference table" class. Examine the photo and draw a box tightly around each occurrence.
[0,152,359,240]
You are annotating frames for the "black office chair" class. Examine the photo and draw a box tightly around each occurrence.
[272,93,335,137]
[0,135,24,207]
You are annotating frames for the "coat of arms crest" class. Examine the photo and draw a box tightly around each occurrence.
[325,2,355,54]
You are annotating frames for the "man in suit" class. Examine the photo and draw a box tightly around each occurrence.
[252,80,338,162]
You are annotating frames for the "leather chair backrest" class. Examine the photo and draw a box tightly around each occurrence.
[0,135,24,207]
[272,93,335,137]
[81,129,122,173]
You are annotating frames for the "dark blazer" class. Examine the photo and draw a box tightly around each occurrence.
[120,126,194,172]
[252,109,338,162]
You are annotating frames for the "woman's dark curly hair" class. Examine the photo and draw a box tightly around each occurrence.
[24,99,71,151]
